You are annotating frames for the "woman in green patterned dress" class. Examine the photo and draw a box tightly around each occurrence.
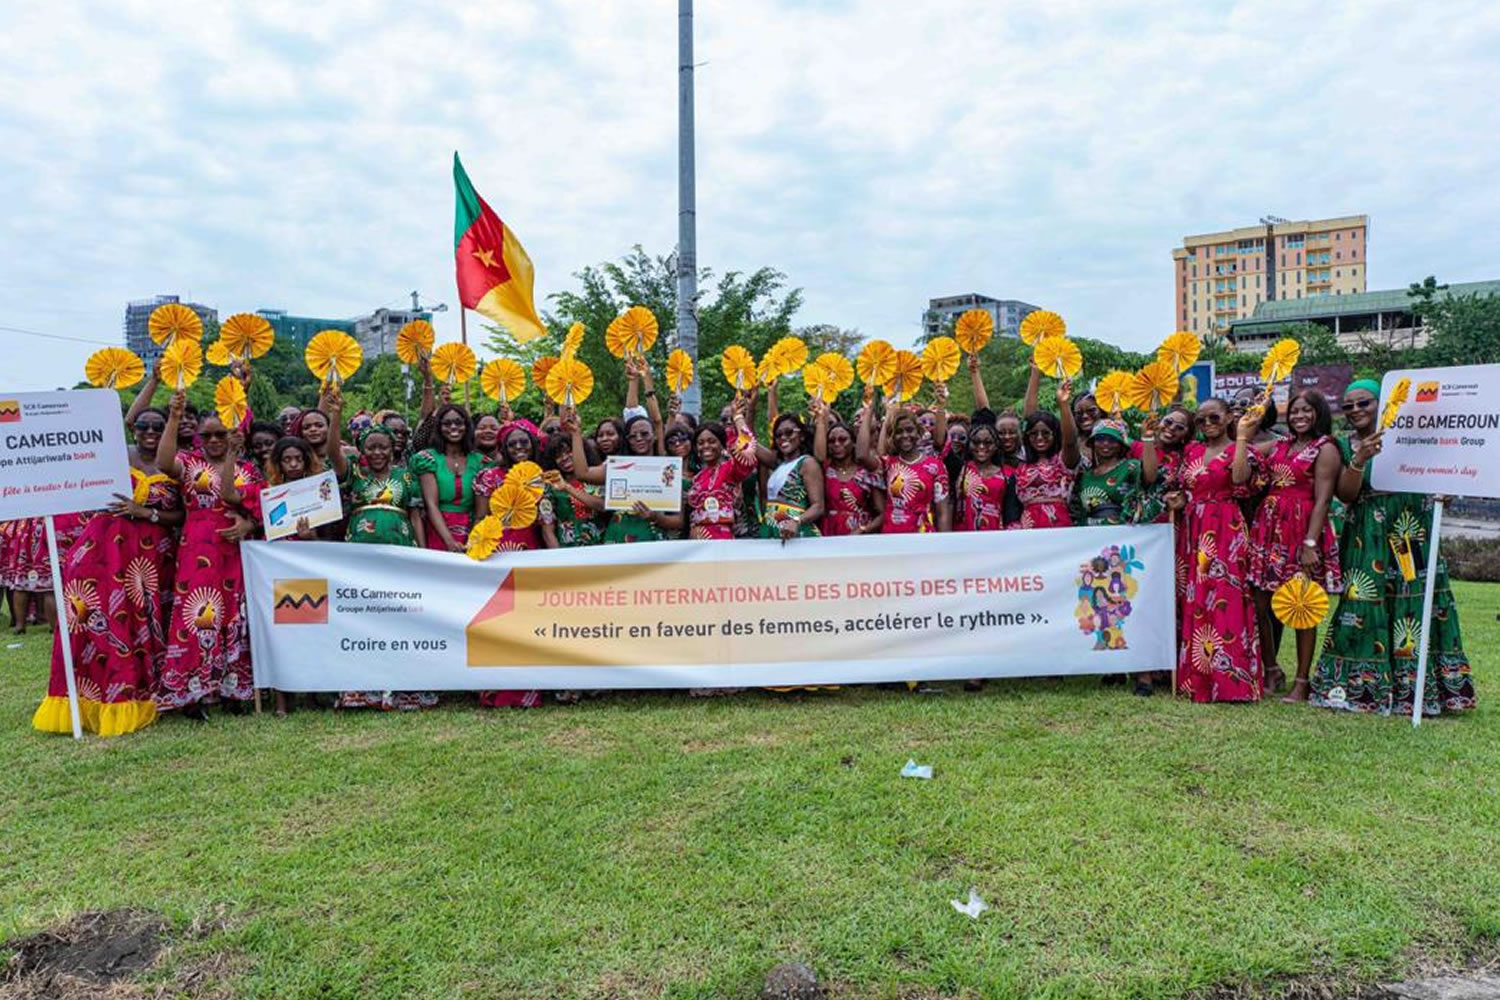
[1309,380,1474,716]
[1073,420,1156,527]
[747,411,825,540]
[538,431,604,548]
[326,406,435,709]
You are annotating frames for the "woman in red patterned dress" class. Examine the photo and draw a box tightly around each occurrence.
[686,406,757,541]
[472,421,548,709]
[1011,379,1080,529]
[155,390,264,718]
[812,399,884,536]
[1164,398,1265,703]
[1249,389,1343,701]
[33,406,185,737]
[856,398,951,533]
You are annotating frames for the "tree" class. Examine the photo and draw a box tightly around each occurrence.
[1419,288,1500,368]
[1281,321,1349,366]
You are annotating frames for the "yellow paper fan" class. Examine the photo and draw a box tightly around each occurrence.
[1019,310,1066,345]
[814,352,854,395]
[160,339,203,390]
[920,337,961,383]
[205,340,232,366]
[214,375,248,430]
[545,357,594,406]
[219,313,274,359]
[756,354,779,386]
[1387,376,1412,408]
[1033,337,1083,380]
[84,347,145,390]
[607,306,659,358]
[855,340,897,386]
[148,302,203,347]
[305,330,362,384]
[480,358,526,403]
[503,460,544,497]
[953,310,995,354]
[1129,360,1179,411]
[562,322,585,360]
[489,481,540,530]
[396,320,434,365]
[532,356,558,391]
[466,514,505,562]
[666,349,695,393]
[1271,574,1329,630]
[1157,331,1201,374]
[884,350,924,402]
[430,342,477,385]
[1260,339,1301,383]
[771,336,808,377]
[1095,371,1136,415]
[803,362,836,403]
[721,345,758,391]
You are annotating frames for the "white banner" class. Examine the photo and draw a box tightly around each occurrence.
[242,526,1177,691]
[1373,364,1500,499]
[0,389,131,519]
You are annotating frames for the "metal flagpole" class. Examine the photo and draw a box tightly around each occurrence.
[676,0,701,417]
[1409,498,1444,728]
[43,515,83,739]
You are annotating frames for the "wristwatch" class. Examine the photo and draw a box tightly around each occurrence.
[149,509,160,524]
[1301,538,1315,548]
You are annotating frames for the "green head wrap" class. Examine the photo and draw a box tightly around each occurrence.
[1346,379,1381,398]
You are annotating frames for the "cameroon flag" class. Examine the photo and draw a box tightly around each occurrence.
[453,152,546,342]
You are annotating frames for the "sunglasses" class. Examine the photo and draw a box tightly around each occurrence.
[1340,398,1374,411]
[666,433,690,444]
[201,430,230,441]
[134,420,166,432]
[1196,413,1224,424]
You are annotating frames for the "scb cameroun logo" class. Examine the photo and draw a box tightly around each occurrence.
[273,579,328,625]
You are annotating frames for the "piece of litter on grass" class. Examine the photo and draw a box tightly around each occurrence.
[950,887,988,919]
[6,642,22,649]
[900,758,933,779]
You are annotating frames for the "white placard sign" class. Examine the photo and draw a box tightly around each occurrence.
[603,455,684,512]
[0,389,131,519]
[259,469,343,541]
[1372,364,1500,499]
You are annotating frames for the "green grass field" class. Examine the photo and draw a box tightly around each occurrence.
[3,584,1498,1000]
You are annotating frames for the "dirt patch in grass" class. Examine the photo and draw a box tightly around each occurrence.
[1,908,241,1000]
[544,725,615,757]
[2,909,166,991]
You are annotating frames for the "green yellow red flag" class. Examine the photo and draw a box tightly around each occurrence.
[453,152,546,343]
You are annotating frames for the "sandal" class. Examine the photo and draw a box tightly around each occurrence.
[1266,666,1287,694]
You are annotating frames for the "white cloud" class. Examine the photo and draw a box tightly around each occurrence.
[0,0,1498,389]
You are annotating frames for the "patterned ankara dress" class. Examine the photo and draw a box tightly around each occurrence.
[33,470,180,736]
[1175,441,1264,703]
[1310,435,1474,716]
[157,452,264,709]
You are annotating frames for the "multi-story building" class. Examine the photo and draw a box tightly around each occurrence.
[1228,277,1500,354]
[123,295,218,365]
[1172,215,1369,336]
[256,310,357,351]
[923,293,1039,340]
[353,308,433,359]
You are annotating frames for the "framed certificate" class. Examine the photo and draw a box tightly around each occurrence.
[260,469,343,541]
[603,456,684,513]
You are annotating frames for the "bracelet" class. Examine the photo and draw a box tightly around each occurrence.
[1350,460,1366,472]
[1302,539,1316,548]
[644,390,657,399]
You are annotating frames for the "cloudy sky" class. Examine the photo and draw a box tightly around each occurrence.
[3,0,1498,390]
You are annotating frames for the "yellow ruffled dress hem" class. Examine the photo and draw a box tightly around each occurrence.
[32,695,158,737]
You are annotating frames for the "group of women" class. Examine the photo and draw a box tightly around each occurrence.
[22,355,1474,738]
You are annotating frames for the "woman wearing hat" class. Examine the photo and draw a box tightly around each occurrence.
[1074,420,1156,528]
[1309,379,1474,716]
